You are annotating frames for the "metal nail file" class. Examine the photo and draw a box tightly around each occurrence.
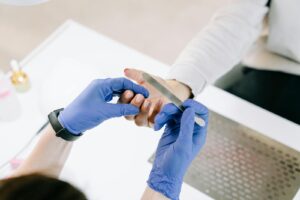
[142,72,206,127]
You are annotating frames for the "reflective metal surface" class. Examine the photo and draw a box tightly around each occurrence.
[142,72,205,127]
[149,112,300,200]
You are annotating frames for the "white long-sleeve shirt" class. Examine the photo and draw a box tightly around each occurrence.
[168,0,300,95]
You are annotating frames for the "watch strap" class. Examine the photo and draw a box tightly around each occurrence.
[48,108,82,141]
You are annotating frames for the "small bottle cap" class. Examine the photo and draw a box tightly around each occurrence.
[9,59,31,92]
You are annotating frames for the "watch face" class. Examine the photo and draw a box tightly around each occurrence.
[0,0,48,6]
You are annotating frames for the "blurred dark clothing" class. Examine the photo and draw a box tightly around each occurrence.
[0,174,87,200]
[226,67,300,125]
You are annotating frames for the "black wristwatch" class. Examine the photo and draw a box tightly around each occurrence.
[48,108,82,141]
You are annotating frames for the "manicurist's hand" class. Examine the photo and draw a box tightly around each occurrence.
[119,68,192,127]
[58,78,149,135]
[148,99,208,200]
[11,78,148,179]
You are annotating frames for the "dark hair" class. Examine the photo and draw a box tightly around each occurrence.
[0,174,87,200]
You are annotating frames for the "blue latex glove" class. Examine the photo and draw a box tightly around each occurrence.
[148,99,209,200]
[58,78,149,135]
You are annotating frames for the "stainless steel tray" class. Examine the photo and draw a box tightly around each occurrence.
[149,112,300,200]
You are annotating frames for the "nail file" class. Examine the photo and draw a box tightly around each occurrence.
[142,72,206,127]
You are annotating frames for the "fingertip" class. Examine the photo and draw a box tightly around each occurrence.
[182,99,195,107]
[153,118,164,131]
[124,68,144,83]
[183,99,208,115]
[124,90,134,99]
[124,68,131,77]
[141,86,149,98]
[179,107,196,137]
[154,123,160,131]
[153,111,164,124]
[181,107,196,129]
[160,103,179,114]
[131,82,149,98]
[183,107,195,119]
[122,78,149,98]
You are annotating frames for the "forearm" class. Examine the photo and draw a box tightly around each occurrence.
[12,124,72,178]
[141,186,170,200]
[168,0,268,95]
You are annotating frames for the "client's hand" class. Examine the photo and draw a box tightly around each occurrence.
[148,99,208,200]
[58,78,149,135]
[118,68,192,128]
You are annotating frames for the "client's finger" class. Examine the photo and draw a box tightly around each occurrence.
[131,94,145,108]
[124,68,145,84]
[125,94,145,121]
[148,99,163,127]
[134,99,151,126]
[109,77,149,98]
[118,90,134,104]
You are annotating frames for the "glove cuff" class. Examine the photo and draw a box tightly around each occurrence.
[57,109,82,135]
[147,168,183,200]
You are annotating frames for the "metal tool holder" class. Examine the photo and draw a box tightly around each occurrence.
[149,111,300,200]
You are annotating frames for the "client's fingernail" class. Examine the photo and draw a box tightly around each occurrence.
[143,100,151,109]
[125,91,133,99]
[135,94,143,103]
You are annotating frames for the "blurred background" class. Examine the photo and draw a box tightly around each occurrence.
[0,0,229,72]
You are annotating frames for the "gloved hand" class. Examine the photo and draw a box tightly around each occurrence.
[58,78,149,135]
[148,99,209,200]
[119,68,192,128]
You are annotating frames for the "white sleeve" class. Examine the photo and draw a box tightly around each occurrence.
[167,0,269,95]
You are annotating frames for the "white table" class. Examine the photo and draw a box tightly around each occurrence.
[0,20,299,200]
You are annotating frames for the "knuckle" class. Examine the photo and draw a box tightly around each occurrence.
[177,148,191,160]
[91,79,102,86]
[119,77,127,85]
[121,77,130,85]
